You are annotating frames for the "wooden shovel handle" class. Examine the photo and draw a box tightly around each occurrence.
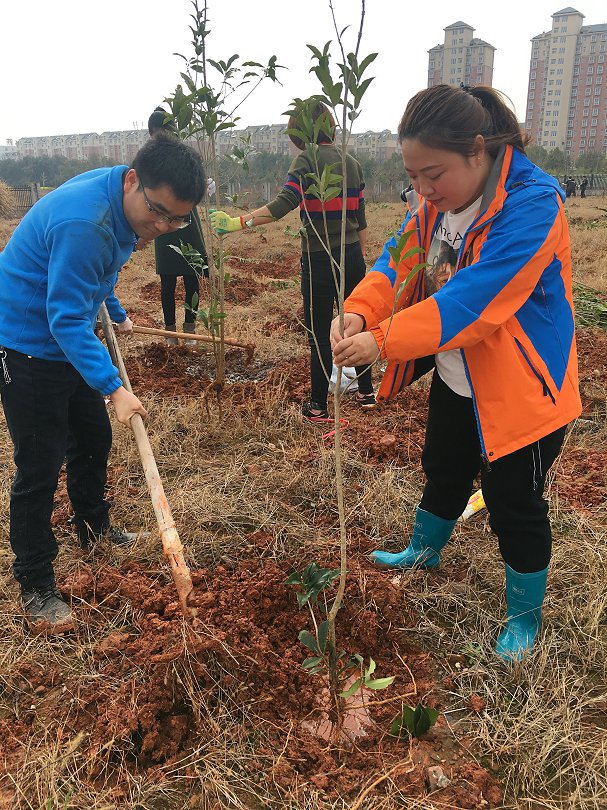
[129,325,255,356]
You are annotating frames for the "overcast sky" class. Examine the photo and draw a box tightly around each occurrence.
[1,0,606,145]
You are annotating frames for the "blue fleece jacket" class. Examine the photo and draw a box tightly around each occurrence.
[0,166,136,395]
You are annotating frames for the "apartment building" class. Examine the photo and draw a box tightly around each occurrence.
[350,130,399,161]
[15,130,149,164]
[428,22,495,88]
[0,140,18,160]
[215,124,400,161]
[8,124,401,165]
[525,7,607,159]
[215,124,293,157]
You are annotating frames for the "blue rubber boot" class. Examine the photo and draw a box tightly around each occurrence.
[370,507,457,570]
[495,563,548,662]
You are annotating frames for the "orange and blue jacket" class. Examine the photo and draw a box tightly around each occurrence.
[345,145,582,463]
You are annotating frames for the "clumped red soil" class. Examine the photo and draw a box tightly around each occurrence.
[2,224,605,808]
[0,558,502,808]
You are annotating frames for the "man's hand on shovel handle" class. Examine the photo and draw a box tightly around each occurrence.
[110,386,147,425]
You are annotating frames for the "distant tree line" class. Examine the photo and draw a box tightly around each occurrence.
[218,150,409,205]
[7,145,603,201]
[0,150,409,201]
[0,155,119,188]
[526,145,607,177]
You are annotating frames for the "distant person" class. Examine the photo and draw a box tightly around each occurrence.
[566,177,577,198]
[331,84,581,662]
[0,135,206,631]
[148,107,211,346]
[580,176,588,198]
[209,99,375,420]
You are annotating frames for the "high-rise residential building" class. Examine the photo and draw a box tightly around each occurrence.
[525,7,607,159]
[427,22,495,88]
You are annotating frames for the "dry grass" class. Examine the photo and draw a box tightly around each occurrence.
[0,199,606,809]
[0,181,16,219]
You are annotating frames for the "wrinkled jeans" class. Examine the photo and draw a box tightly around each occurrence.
[1,348,111,588]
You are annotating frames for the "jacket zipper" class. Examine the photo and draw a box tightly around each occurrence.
[513,338,556,404]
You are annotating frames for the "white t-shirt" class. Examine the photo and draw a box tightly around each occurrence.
[424,196,482,398]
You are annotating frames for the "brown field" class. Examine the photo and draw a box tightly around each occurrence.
[0,198,606,809]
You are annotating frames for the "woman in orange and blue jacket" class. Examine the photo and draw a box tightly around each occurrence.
[331,84,582,662]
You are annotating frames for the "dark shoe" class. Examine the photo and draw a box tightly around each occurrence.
[165,323,179,347]
[21,584,73,632]
[182,321,197,347]
[301,400,330,421]
[356,392,377,410]
[77,522,139,550]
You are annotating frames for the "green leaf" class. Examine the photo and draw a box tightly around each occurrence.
[365,676,396,690]
[338,678,362,699]
[298,630,319,654]
[307,44,324,60]
[302,656,323,671]
[365,658,377,679]
[353,77,374,106]
[400,704,416,734]
[317,620,329,653]
[358,52,378,75]
[391,703,440,738]
[401,246,425,259]
[295,591,311,608]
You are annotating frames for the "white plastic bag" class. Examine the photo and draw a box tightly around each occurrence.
[329,363,358,394]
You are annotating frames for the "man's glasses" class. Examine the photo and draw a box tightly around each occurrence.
[140,185,191,229]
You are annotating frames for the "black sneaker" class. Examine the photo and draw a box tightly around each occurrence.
[21,584,73,631]
[356,392,377,410]
[77,522,139,550]
[301,400,330,421]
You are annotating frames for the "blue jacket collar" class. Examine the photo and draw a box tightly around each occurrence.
[108,166,137,245]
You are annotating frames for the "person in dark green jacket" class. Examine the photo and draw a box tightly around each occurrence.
[148,108,209,345]
[210,101,375,419]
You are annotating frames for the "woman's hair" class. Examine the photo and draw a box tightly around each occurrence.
[287,100,336,151]
[397,84,529,158]
[148,106,176,136]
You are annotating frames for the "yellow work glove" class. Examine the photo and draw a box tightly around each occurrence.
[209,209,247,234]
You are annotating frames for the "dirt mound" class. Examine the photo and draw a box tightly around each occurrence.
[1,558,502,807]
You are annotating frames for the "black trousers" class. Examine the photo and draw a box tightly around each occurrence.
[419,371,566,572]
[0,348,112,589]
[301,241,373,406]
[160,274,199,325]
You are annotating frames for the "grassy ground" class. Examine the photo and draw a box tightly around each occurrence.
[0,198,606,809]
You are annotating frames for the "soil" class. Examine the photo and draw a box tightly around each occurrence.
[1,233,605,808]
[120,321,607,514]
[1,558,502,808]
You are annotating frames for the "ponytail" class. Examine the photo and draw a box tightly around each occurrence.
[397,84,529,158]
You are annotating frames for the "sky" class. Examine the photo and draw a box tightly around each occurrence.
[1,0,606,145]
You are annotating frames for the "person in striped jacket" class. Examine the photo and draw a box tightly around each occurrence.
[210,99,375,419]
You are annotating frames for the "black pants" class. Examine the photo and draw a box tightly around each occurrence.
[301,241,373,406]
[419,372,566,572]
[0,348,112,589]
[160,274,199,326]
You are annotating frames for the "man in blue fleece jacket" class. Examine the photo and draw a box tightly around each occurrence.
[0,133,206,631]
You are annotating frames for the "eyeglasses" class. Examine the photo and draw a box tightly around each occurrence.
[140,185,192,229]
